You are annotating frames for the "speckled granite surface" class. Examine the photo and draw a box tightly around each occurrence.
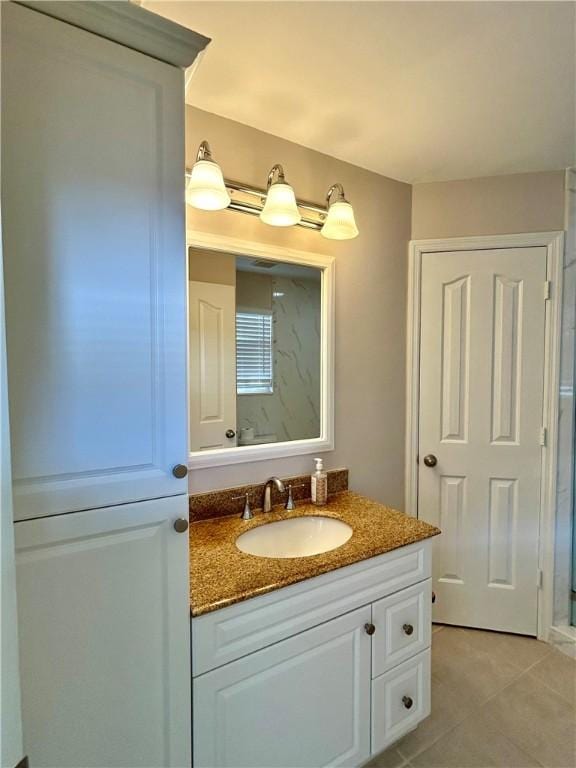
[189,490,440,616]
[189,468,349,522]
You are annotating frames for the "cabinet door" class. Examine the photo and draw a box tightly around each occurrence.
[2,3,188,520]
[193,606,372,768]
[15,496,191,768]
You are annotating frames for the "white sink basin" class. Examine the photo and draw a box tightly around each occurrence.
[235,516,353,559]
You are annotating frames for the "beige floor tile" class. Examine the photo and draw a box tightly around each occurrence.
[364,745,406,768]
[482,672,576,768]
[431,626,521,706]
[456,627,551,673]
[395,674,477,759]
[528,649,576,705]
[410,712,541,768]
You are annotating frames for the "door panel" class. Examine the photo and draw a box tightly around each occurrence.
[193,606,371,768]
[15,496,191,768]
[440,276,470,442]
[491,276,522,443]
[2,4,187,520]
[188,280,237,451]
[418,247,546,634]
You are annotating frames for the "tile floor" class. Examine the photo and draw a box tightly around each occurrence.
[367,625,576,768]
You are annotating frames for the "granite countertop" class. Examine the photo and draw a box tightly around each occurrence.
[189,490,440,617]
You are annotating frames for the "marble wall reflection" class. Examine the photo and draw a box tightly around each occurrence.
[237,275,321,442]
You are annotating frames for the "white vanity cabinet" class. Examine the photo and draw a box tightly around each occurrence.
[192,540,433,768]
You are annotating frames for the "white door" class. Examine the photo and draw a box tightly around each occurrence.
[418,247,547,635]
[193,606,371,768]
[188,280,237,451]
[2,3,188,521]
[15,496,191,768]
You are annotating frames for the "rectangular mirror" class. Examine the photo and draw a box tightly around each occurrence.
[187,239,334,468]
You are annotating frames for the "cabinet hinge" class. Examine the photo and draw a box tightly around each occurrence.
[539,426,547,447]
[544,280,552,300]
[537,569,543,589]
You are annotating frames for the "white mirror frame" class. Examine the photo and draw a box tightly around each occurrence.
[186,231,335,470]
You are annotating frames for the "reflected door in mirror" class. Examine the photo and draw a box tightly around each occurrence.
[188,281,237,450]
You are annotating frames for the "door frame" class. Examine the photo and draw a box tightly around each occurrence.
[405,231,564,641]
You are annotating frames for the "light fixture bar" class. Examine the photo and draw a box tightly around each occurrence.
[227,179,327,216]
[185,170,326,230]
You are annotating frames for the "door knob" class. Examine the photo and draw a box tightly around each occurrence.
[364,623,376,635]
[402,623,414,636]
[402,696,414,710]
[173,518,189,533]
[225,429,236,439]
[423,454,437,468]
[172,464,188,479]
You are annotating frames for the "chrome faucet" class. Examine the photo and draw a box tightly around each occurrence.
[262,476,285,513]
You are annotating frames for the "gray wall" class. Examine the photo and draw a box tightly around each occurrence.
[186,106,412,508]
[411,170,566,239]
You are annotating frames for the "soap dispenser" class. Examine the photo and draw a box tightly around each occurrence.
[311,457,328,506]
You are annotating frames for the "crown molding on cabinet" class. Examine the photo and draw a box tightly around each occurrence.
[15,1,210,68]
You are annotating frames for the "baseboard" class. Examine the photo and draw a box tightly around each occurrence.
[548,625,576,659]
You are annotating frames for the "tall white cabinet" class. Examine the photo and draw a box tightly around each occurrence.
[1,3,208,766]
[2,1,197,520]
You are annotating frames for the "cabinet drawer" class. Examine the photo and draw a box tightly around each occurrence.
[372,579,432,677]
[193,540,431,675]
[371,649,431,754]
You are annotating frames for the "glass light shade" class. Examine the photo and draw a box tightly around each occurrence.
[260,183,301,226]
[321,200,359,240]
[186,159,230,211]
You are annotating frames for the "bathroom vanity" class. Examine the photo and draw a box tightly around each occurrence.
[189,490,439,768]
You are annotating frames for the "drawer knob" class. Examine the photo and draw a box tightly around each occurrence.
[364,623,376,636]
[402,623,414,636]
[402,695,414,710]
[173,518,189,533]
[432,591,436,604]
[172,464,188,479]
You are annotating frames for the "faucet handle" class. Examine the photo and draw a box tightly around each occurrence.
[232,492,253,521]
[285,483,306,510]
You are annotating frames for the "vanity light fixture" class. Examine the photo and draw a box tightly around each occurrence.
[321,183,359,240]
[259,165,301,227]
[186,140,230,211]
[185,140,359,238]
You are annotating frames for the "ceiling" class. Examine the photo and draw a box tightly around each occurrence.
[144,1,576,183]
